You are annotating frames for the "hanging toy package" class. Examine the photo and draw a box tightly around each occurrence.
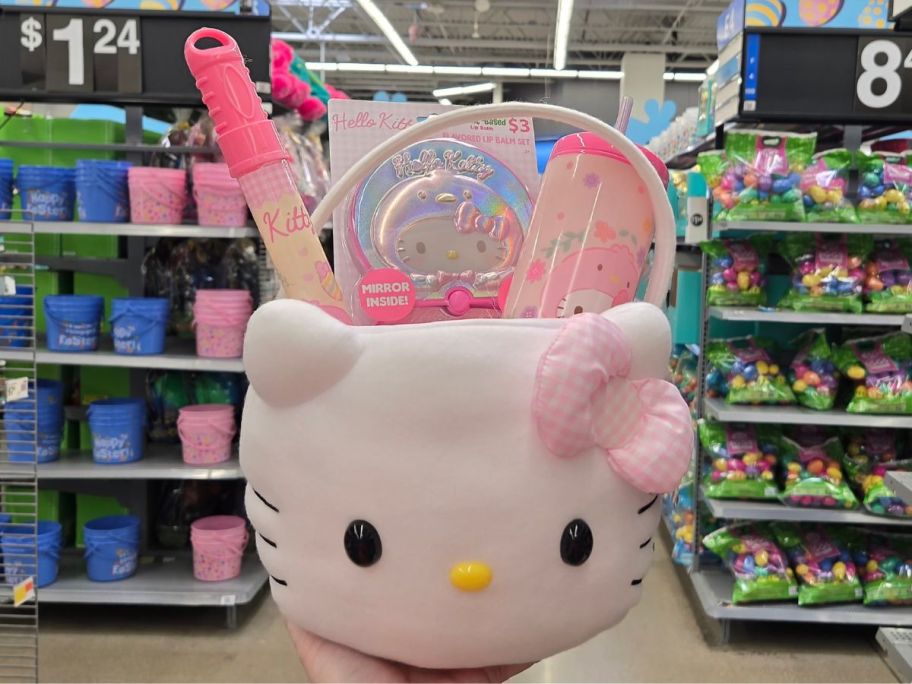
[779,233,873,313]
[700,420,780,500]
[700,235,772,307]
[703,523,798,604]
[857,152,912,225]
[779,430,858,510]
[705,337,795,405]
[864,238,912,313]
[834,332,912,414]
[771,523,862,606]
[721,129,817,223]
[800,149,857,224]
[788,328,840,411]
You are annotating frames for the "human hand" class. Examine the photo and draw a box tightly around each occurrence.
[286,622,532,683]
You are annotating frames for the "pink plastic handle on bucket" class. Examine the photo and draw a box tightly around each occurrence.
[177,421,236,445]
[309,103,675,307]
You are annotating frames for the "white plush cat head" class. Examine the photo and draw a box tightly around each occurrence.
[240,300,691,669]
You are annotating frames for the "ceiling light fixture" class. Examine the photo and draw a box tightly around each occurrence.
[438,98,453,105]
[433,66,483,76]
[530,68,578,78]
[665,72,707,82]
[481,67,531,77]
[339,63,386,72]
[355,0,419,66]
[553,0,574,70]
[577,70,622,80]
[386,64,434,74]
[432,82,496,98]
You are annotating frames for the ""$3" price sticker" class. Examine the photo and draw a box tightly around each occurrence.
[507,117,531,134]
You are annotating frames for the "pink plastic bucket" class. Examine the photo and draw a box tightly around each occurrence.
[190,515,248,581]
[128,168,187,224]
[193,163,248,227]
[193,289,253,358]
[177,404,236,465]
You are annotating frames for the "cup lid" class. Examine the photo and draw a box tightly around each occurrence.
[550,132,669,188]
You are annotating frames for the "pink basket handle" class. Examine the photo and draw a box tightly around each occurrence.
[194,530,248,556]
[309,102,675,308]
[177,420,236,445]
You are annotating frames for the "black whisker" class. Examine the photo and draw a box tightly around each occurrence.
[639,537,652,549]
[637,495,658,515]
[254,489,279,513]
[631,578,643,586]
[258,532,277,548]
[271,576,288,586]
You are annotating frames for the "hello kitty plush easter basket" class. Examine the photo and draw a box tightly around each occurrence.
[237,102,692,670]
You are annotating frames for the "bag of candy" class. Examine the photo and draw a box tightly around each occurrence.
[779,431,859,509]
[858,152,912,225]
[779,233,873,314]
[833,332,912,413]
[671,344,699,408]
[844,529,912,606]
[843,429,912,517]
[800,149,857,224]
[788,328,839,411]
[722,129,817,222]
[705,337,795,405]
[700,420,780,500]
[864,239,912,313]
[700,150,731,218]
[701,235,773,307]
[702,523,797,603]
[771,523,862,606]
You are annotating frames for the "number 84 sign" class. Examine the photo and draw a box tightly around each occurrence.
[855,36,912,114]
[19,13,142,94]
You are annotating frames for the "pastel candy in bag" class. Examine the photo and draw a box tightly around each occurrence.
[800,149,857,224]
[701,235,772,307]
[705,337,795,405]
[778,431,858,510]
[843,429,912,518]
[702,523,797,604]
[844,529,912,606]
[722,129,816,222]
[858,152,912,225]
[788,328,839,411]
[779,233,873,314]
[699,150,732,217]
[699,420,780,500]
[864,239,912,313]
[771,523,862,606]
[833,332,912,414]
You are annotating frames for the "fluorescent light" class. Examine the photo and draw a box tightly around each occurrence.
[438,98,453,105]
[339,63,386,72]
[386,64,434,74]
[669,72,707,82]
[481,67,531,77]
[433,66,483,76]
[305,62,339,71]
[554,0,574,70]
[355,0,419,67]
[530,68,578,78]
[577,70,622,80]
[432,82,496,98]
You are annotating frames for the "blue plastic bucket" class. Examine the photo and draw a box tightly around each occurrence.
[44,295,104,352]
[0,159,13,221]
[110,298,169,355]
[4,379,64,463]
[1,520,62,587]
[87,398,146,464]
[0,285,33,348]
[84,515,140,581]
[17,166,75,221]
[76,160,131,222]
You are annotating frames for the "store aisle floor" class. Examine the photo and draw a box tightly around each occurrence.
[39,537,895,683]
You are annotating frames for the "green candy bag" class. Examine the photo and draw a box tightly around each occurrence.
[787,329,840,411]
[857,152,912,225]
[843,529,912,606]
[705,337,795,405]
[700,421,780,500]
[800,149,858,224]
[833,332,912,414]
[864,239,912,313]
[772,523,862,606]
[703,523,798,604]
[701,235,773,307]
[779,433,859,510]
[842,429,912,518]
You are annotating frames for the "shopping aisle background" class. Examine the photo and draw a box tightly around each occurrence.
[38,537,894,683]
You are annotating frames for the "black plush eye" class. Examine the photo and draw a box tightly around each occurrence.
[560,518,592,566]
[344,520,382,567]
[416,241,427,254]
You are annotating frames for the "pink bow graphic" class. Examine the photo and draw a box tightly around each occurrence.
[454,201,507,240]
[533,313,692,494]
[435,270,476,288]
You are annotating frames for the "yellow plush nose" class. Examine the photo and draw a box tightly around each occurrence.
[450,561,492,592]
[447,250,459,260]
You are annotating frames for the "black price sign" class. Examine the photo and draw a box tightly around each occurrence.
[854,36,912,114]
[19,13,141,93]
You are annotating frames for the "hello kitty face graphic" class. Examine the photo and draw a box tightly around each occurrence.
[372,171,523,290]
[541,246,641,318]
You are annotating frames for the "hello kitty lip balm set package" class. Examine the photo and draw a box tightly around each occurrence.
[186,29,692,671]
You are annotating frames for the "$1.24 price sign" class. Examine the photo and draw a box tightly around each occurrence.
[855,35,912,114]
[19,13,142,94]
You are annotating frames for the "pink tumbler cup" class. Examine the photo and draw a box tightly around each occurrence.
[503,132,668,319]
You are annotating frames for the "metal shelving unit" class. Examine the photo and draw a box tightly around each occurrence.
[716,220,912,236]
[38,445,242,481]
[27,339,244,373]
[3,221,258,240]
[707,307,906,327]
[703,493,912,527]
[704,398,912,429]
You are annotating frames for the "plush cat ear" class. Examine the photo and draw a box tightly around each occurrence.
[600,302,671,380]
[243,299,361,406]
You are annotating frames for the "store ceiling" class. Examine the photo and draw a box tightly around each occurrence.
[271,0,726,99]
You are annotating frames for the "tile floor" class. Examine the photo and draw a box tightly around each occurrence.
[38,537,896,682]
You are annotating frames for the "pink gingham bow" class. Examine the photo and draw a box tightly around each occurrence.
[533,313,692,494]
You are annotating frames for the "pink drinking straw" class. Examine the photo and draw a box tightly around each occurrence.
[184,28,350,323]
